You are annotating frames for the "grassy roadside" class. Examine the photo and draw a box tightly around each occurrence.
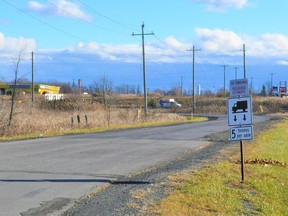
[154,117,288,215]
[0,116,207,141]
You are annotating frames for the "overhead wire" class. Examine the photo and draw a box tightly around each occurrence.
[0,0,87,42]
[76,0,139,32]
[46,1,129,36]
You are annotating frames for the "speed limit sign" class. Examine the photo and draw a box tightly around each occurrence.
[230,126,253,141]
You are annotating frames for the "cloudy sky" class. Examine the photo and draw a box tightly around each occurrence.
[0,0,287,91]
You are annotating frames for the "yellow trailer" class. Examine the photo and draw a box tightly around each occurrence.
[0,84,60,95]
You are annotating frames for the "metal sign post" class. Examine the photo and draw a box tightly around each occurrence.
[240,140,245,182]
[228,79,253,182]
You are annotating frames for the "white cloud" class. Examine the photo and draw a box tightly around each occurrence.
[164,36,189,50]
[72,37,192,64]
[195,28,243,53]
[0,32,37,56]
[28,0,91,22]
[194,28,288,60]
[191,0,249,11]
[277,60,288,65]
[28,1,50,12]
[37,28,288,65]
[73,41,141,62]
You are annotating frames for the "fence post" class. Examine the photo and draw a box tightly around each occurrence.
[77,115,81,124]
[85,115,88,125]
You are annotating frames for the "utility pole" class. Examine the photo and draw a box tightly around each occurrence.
[250,77,254,95]
[270,73,275,96]
[221,65,228,98]
[31,51,34,106]
[187,46,201,115]
[243,44,246,79]
[180,76,183,95]
[235,66,238,79]
[132,23,154,116]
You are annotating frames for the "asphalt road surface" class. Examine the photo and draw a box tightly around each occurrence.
[0,115,270,216]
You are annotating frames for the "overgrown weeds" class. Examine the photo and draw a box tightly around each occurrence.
[0,94,186,139]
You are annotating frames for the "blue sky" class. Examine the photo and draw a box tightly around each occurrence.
[0,0,288,93]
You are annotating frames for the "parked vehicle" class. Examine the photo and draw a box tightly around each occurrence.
[158,98,181,108]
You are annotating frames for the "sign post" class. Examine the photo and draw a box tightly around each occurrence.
[228,79,253,182]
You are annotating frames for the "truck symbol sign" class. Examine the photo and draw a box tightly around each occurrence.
[232,100,247,113]
[228,96,252,126]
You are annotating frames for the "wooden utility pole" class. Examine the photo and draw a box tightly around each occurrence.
[270,73,275,96]
[235,66,238,79]
[221,65,228,98]
[132,23,154,116]
[181,76,183,95]
[187,46,201,114]
[31,51,34,106]
[243,44,246,79]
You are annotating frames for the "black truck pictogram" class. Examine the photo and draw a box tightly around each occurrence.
[232,100,247,113]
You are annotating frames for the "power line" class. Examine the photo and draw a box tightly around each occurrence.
[47,1,129,36]
[0,0,86,42]
[77,0,138,32]
[153,35,187,54]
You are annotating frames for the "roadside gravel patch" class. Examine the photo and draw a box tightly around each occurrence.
[62,116,279,216]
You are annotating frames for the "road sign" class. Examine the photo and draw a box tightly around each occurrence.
[228,96,252,126]
[230,79,248,97]
[230,126,253,141]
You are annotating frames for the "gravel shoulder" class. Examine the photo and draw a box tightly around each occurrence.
[62,115,280,216]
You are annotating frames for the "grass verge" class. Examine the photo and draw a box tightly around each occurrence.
[154,117,288,215]
[0,116,207,141]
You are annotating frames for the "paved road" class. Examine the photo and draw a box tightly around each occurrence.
[0,115,269,215]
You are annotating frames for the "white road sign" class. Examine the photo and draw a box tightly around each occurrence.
[228,96,252,126]
[230,79,248,97]
[230,126,253,141]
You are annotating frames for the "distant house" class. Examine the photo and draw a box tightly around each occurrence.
[0,84,61,95]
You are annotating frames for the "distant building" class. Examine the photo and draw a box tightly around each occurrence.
[0,84,61,95]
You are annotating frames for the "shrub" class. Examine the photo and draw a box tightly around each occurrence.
[148,99,157,108]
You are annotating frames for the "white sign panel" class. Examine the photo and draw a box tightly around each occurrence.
[228,96,252,126]
[230,79,248,97]
[230,126,253,141]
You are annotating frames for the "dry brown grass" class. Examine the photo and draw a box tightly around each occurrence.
[0,94,185,138]
[1,94,287,138]
[174,95,288,114]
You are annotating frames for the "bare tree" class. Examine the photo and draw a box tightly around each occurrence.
[8,49,24,126]
[92,75,113,106]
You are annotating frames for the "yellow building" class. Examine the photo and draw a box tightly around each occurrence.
[0,84,61,95]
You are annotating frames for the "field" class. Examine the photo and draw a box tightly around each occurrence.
[1,93,288,139]
[0,94,185,139]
